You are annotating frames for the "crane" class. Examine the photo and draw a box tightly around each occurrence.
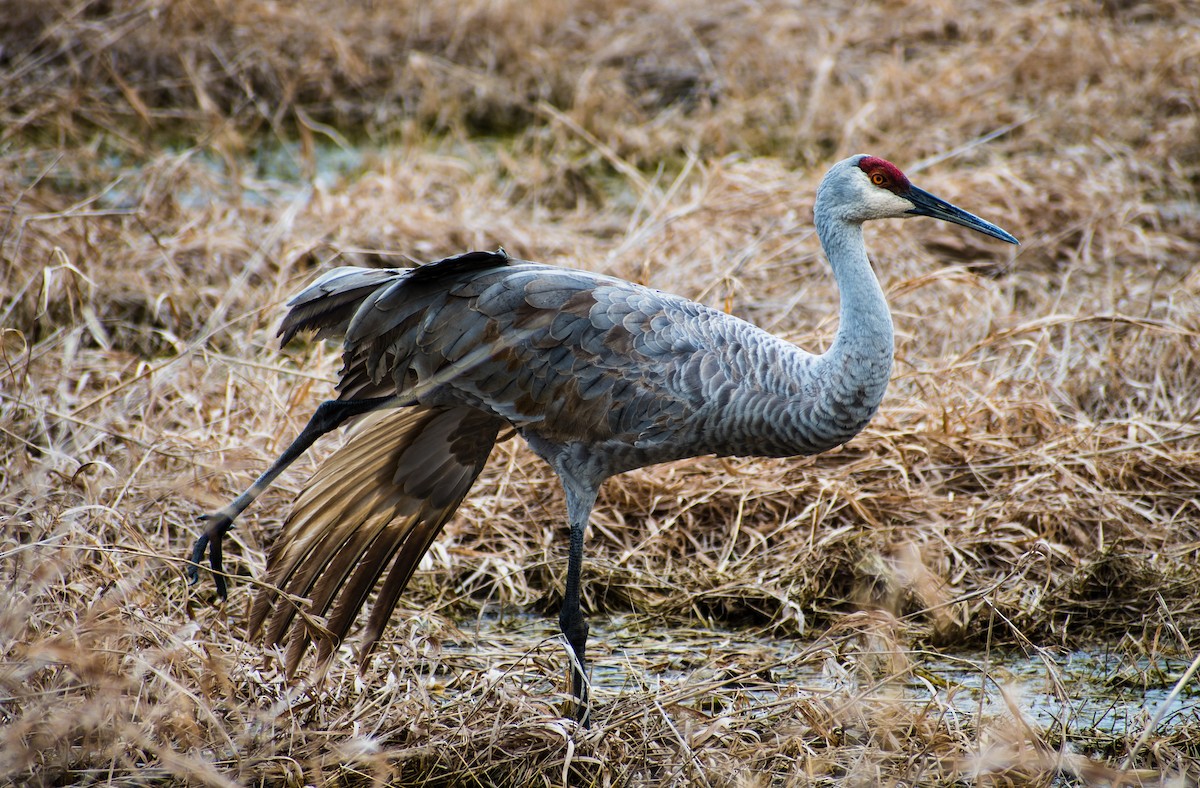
[189,154,1018,725]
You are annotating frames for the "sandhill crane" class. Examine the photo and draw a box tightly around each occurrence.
[190,154,1017,724]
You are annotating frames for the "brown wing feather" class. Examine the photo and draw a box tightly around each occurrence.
[249,405,502,675]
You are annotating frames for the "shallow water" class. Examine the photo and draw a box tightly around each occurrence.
[912,648,1198,738]
[98,139,369,210]
[439,610,1199,740]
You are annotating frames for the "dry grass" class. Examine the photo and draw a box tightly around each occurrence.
[3,0,1200,784]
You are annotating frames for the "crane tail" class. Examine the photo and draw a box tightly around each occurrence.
[248,405,503,676]
[278,266,407,346]
[276,250,511,348]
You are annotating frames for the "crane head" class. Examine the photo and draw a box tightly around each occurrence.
[825,154,1019,245]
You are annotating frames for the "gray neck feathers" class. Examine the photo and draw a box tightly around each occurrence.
[804,200,895,445]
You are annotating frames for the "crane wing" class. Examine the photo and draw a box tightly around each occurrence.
[248,405,503,674]
[331,262,717,452]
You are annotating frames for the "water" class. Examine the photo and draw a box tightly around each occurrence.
[911,648,1198,738]
[94,139,371,211]
[433,610,1199,740]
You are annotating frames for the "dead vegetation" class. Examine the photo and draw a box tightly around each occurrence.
[3,0,1200,784]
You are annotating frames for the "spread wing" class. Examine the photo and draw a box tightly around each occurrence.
[248,405,503,673]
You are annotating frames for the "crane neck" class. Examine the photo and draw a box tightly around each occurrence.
[812,206,895,417]
[815,213,893,349]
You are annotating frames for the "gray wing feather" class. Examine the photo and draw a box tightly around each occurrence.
[285,258,825,457]
[279,267,407,345]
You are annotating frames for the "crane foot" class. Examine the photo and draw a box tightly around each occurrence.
[189,511,235,599]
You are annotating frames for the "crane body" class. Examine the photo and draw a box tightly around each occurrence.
[190,154,1018,725]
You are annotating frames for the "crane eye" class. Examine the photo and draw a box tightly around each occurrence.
[870,172,888,186]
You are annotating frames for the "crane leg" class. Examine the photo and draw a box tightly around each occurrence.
[558,479,597,726]
[189,395,394,598]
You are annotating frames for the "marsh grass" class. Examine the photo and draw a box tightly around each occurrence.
[3,0,1200,784]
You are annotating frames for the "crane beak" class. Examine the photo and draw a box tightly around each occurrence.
[905,186,1019,245]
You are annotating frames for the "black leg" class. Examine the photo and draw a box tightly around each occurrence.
[557,475,598,726]
[189,396,393,598]
[559,548,590,725]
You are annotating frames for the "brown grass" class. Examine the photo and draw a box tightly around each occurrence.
[3,0,1200,784]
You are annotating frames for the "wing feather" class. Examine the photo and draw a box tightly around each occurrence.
[279,267,407,345]
[249,406,502,674]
